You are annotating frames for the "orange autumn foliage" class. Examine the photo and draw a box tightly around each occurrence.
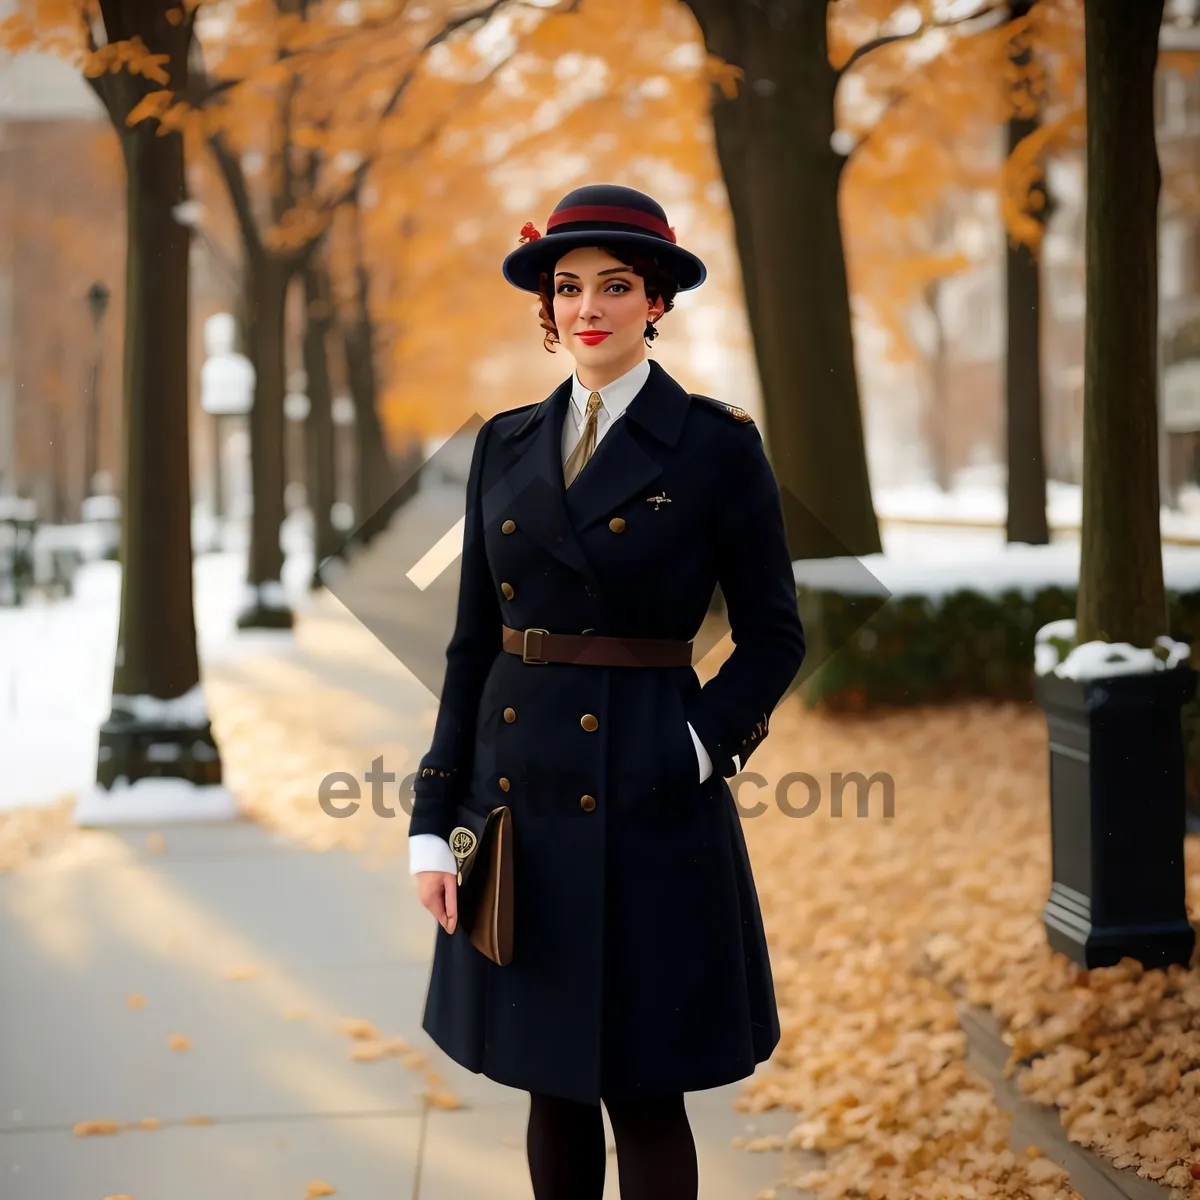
[348,0,747,441]
[12,0,1174,456]
[837,0,1085,362]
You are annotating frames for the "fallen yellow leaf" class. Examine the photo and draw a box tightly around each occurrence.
[305,1182,336,1197]
[101,1194,135,1199]
[282,1008,309,1021]
[382,1036,409,1055]
[125,994,147,1011]
[424,1086,462,1111]
[338,1017,379,1040]
[348,1041,387,1063]
[135,1118,160,1131]
[399,1049,427,1071]
[184,1115,213,1125]
[74,1119,121,1137]
[221,964,259,981]
[168,1033,192,1052]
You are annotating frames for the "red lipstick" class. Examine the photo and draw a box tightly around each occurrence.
[576,331,611,345]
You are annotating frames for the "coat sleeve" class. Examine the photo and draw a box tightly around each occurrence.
[408,418,501,840]
[683,422,805,778]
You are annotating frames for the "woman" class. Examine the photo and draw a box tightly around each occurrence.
[408,183,805,1200]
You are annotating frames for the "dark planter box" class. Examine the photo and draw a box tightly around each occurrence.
[1035,665,1197,970]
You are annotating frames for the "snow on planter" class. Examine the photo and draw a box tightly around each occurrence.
[1034,617,1192,680]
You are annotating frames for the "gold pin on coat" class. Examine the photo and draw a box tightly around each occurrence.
[646,492,672,511]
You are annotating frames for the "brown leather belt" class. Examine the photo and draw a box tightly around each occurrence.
[501,625,692,667]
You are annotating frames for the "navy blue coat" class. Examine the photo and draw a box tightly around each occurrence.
[409,358,805,1104]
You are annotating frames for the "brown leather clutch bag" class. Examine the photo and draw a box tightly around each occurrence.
[449,805,513,966]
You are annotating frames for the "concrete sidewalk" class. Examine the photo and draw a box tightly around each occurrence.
[0,816,814,1198]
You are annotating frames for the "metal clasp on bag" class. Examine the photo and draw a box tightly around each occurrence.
[449,826,477,886]
[522,627,550,664]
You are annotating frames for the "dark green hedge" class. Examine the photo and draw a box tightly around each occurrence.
[795,583,1200,713]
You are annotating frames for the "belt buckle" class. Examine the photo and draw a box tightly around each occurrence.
[522,627,549,664]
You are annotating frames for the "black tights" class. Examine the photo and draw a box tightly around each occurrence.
[526,1089,698,1200]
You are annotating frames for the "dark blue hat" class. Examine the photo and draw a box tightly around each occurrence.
[502,183,707,294]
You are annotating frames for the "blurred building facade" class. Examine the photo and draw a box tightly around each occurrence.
[0,47,122,522]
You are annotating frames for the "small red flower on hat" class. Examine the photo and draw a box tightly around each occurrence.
[518,221,542,244]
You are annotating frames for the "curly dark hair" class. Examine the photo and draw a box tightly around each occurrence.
[535,243,680,353]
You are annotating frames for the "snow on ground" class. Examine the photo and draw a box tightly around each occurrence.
[0,515,314,813]
[876,473,1200,543]
[801,532,1200,599]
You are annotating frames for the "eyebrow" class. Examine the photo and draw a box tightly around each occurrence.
[554,268,632,279]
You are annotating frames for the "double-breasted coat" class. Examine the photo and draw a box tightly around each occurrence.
[408,358,806,1104]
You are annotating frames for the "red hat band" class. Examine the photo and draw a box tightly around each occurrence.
[546,204,677,244]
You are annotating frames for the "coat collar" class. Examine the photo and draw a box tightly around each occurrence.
[568,357,651,427]
[494,359,690,583]
[501,357,689,449]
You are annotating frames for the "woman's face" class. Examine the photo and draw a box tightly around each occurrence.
[552,245,665,377]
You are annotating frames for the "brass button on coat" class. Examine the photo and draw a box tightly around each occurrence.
[581,714,598,732]
[502,519,516,534]
[503,707,516,723]
[580,794,596,812]
[498,776,510,792]
[609,517,626,532]
[501,582,514,599]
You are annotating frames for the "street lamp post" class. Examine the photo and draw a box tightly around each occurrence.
[84,281,110,501]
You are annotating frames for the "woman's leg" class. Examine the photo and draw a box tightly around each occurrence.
[525,1090,607,1200]
[603,1091,697,1200]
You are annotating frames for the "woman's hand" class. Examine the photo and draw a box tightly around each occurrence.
[415,871,458,935]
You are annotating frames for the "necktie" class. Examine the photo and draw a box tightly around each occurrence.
[563,391,603,488]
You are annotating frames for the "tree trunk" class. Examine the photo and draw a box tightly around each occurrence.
[303,260,339,578]
[111,114,197,699]
[240,253,293,627]
[1005,0,1051,545]
[1076,0,1166,646]
[343,260,396,533]
[683,0,880,560]
[81,3,229,814]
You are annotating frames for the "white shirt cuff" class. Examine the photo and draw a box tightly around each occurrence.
[409,833,459,876]
[687,721,713,783]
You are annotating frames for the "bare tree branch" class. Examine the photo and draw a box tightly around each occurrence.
[840,86,909,166]
[274,66,302,226]
[322,0,582,213]
[210,0,586,269]
[78,7,123,126]
[210,131,265,260]
[835,1,1006,81]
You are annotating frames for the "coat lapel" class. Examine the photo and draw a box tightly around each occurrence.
[565,359,690,533]
[495,360,691,583]
[496,378,596,582]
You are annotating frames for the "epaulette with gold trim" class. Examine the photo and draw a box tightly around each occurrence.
[689,393,754,423]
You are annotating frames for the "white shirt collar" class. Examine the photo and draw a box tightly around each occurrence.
[569,357,652,426]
